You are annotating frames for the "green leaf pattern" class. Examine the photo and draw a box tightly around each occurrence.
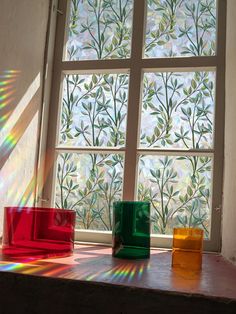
[55,1,216,236]
[67,0,133,60]
[145,0,216,57]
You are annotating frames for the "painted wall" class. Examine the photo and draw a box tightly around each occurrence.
[0,0,50,235]
[222,0,236,265]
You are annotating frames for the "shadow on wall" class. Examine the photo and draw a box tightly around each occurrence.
[0,70,42,220]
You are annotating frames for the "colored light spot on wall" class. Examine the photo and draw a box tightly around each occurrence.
[4,70,21,74]
[0,90,16,102]
[0,79,15,87]
[0,112,11,123]
[4,133,17,148]
[0,85,13,93]
[0,98,14,110]
[0,71,19,120]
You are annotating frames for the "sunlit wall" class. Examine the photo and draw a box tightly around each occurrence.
[0,0,50,235]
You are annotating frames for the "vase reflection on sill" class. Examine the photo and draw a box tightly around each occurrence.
[172,227,204,271]
[112,201,150,259]
[2,207,76,260]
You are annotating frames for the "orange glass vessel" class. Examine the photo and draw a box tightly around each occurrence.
[172,228,204,270]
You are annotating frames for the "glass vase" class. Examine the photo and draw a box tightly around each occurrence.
[2,207,76,260]
[172,227,204,270]
[112,201,150,259]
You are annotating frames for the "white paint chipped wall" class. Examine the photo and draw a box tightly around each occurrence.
[0,0,50,235]
[222,0,236,265]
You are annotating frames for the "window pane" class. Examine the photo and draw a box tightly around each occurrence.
[59,73,129,147]
[140,71,215,149]
[144,0,216,58]
[66,0,133,60]
[138,155,212,238]
[55,153,124,230]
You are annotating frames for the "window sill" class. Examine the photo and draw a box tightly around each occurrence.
[0,244,236,313]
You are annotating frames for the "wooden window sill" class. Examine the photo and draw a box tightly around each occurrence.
[0,244,236,313]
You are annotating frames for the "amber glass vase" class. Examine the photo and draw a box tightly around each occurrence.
[172,228,204,270]
[112,201,150,259]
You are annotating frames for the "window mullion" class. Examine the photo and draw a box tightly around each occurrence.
[55,147,126,154]
[122,0,146,200]
[141,57,217,69]
[61,60,131,73]
[137,149,214,157]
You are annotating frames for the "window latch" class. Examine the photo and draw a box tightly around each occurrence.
[53,4,63,15]
[57,9,63,15]
[37,196,49,204]
[215,205,222,212]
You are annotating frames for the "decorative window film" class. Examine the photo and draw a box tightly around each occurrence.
[66,0,134,60]
[145,0,216,58]
[44,0,225,250]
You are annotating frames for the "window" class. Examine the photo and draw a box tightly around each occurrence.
[43,0,226,250]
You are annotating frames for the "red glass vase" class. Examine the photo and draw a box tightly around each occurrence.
[2,207,76,260]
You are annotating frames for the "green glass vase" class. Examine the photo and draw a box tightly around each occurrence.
[112,201,150,259]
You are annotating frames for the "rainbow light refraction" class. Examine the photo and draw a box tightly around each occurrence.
[0,70,20,127]
[0,261,71,277]
[0,70,37,208]
[84,261,150,283]
[0,69,59,210]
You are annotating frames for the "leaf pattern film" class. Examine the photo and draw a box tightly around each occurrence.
[140,71,215,149]
[66,0,133,60]
[55,153,124,230]
[145,0,216,58]
[138,155,212,237]
[59,74,129,147]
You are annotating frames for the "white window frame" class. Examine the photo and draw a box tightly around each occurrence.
[40,0,226,251]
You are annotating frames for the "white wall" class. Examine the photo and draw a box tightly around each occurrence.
[222,0,236,265]
[0,0,50,235]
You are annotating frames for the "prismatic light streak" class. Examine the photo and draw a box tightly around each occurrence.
[0,262,25,272]
[0,112,11,123]
[0,71,19,121]
[97,262,149,283]
[0,70,31,208]
[0,70,53,230]
[0,71,48,209]
[0,79,16,87]
[18,148,56,208]
[3,146,56,211]
[0,97,15,110]
[0,89,15,102]
[4,70,21,74]
[0,84,14,93]
[0,260,151,282]
[0,261,67,277]
[101,264,137,282]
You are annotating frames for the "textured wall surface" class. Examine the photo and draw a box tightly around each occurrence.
[0,0,50,235]
[222,0,236,265]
